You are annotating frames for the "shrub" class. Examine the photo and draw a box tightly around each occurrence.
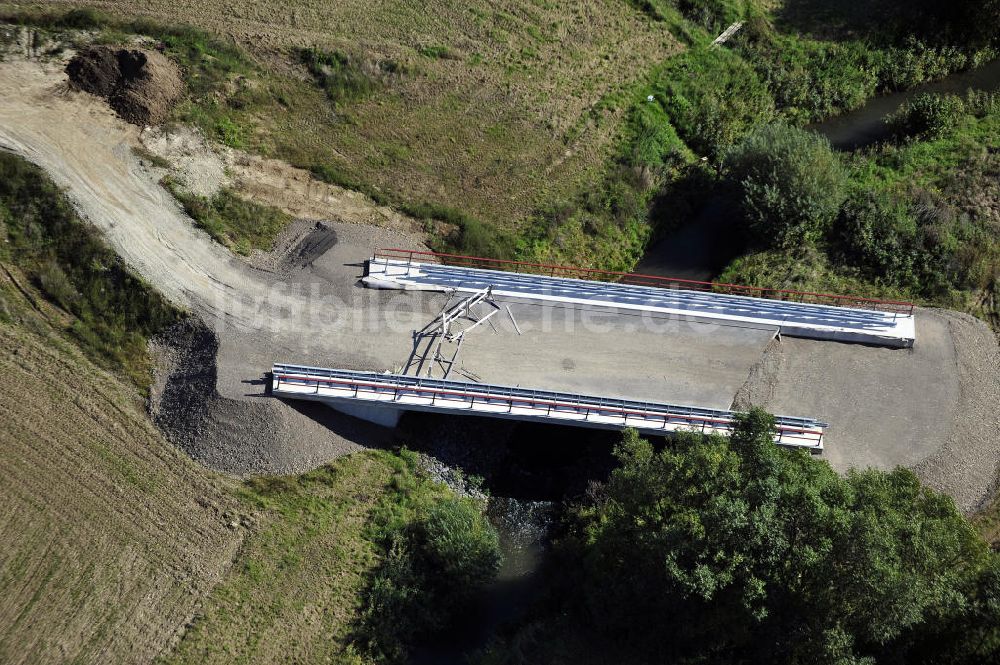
[725,123,846,248]
[418,498,502,598]
[300,47,394,105]
[964,89,1000,118]
[834,191,922,287]
[359,488,501,663]
[653,48,775,161]
[886,92,966,140]
[741,35,880,124]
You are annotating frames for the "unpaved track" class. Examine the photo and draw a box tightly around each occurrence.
[1,57,998,509]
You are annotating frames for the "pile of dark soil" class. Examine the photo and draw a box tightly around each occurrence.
[66,46,183,126]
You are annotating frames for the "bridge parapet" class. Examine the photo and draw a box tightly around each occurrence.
[271,364,827,451]
[364,253,917,347]
[372,248,915,315]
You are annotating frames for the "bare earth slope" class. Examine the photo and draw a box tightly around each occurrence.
[0,274,243,665]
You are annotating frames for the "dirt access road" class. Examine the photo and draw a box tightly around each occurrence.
[1,56,997,511]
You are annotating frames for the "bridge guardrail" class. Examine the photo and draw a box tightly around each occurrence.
[272,365,826,450]
[373,248,915,316]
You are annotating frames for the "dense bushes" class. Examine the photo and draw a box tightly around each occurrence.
[631,0,747,32]
[725,123,846,248]
[886,92,967,139]
[549,412,1000,664]
[833,192,926,288]
[653,48,775,161]
[358,451,501,663]
[0,153,179,386]
[739,27,880,124]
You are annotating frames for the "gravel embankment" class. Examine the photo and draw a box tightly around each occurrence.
[913,311,1000,513]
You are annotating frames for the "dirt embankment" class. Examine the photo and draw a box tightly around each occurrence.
[67,46,182,125]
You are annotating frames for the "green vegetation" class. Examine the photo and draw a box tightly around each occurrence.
[512,0,998,270]
[301,47,399,106]
[165,449,499,664]
[654,47,775,161]
[723,93,1000,306]
[486,412,1000,664]
[359,450,500,663]
[725,124,847,248]
[0,152,180,386]
[165,183,293,255]
[887,92,971,139]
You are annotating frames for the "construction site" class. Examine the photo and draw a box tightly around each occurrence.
[0,49,995,511]
[2,7,1000,663]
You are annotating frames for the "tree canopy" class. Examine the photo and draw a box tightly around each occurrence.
[725,123,846,249]
[563,410,999,664]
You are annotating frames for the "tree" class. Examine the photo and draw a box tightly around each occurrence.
[725,123,846,249]
[566,410,996,664]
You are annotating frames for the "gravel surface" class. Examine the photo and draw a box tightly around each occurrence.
[150,318,392,476]
[912,311,1000,512]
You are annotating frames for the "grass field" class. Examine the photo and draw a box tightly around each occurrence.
[9,0,681,236]
[163,459,390,664]
[0,269,243,664]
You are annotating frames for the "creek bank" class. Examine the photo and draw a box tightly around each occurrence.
[639,58,1000,282]
[809,57,1000,151]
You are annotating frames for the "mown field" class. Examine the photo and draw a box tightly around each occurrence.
[0,269,243,664]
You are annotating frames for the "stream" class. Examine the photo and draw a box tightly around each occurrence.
[810,57,1000,151]
[402,416,619,664]
[640,57,1000,280]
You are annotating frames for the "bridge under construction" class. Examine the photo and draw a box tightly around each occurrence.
[270,248,920,452]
